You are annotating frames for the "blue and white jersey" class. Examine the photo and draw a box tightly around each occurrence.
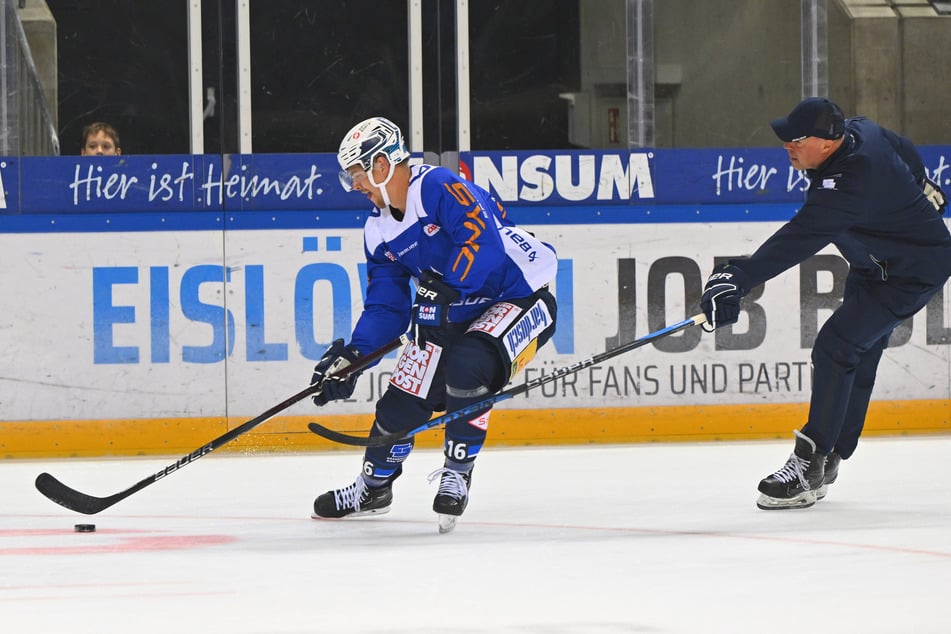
[349,163,558,354]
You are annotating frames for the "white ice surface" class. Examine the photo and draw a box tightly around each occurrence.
[3,437,951,634]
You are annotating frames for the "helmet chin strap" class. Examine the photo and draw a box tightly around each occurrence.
[379,184,393,209]
[368,159,397,209]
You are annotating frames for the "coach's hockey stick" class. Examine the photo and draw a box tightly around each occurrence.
[35,334,409,515]
[308,313,706,447]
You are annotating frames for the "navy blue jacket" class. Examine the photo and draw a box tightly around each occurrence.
[734,117,951,289]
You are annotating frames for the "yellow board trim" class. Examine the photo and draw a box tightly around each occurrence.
[2,400,949,459]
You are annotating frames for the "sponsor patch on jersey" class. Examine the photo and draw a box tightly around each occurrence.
[397,241,419,257]
[466,302,522,336]
[389,341,442,398]
[503,299,552,361]
[467,411,491,431]
[416,303,441,325]
[384,250,397,262]
[509,339,538,380]
[821,178,837,190]
[424,223,441,236]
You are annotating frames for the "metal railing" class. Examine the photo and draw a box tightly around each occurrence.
[0,0,59,156]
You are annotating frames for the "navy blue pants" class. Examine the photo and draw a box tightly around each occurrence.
[801,274,942,458]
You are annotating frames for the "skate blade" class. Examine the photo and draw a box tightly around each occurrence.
[311,506,391,520]
[437,513,458,534]
[815,484,829,500]
[756,491,817,510]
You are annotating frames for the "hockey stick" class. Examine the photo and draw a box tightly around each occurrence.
[35,334,409,515]
[308,313,706,447]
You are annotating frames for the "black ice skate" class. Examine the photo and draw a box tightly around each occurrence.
[428,467,472,534]
[756,430,825,510]
[312,475,393,519]
[816,452,842,501]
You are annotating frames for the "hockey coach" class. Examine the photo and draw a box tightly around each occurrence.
[700,97,950,510]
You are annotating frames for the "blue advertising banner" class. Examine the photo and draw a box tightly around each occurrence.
[0,154,355,214]
[0,147,947,232]
[461,147,951,205]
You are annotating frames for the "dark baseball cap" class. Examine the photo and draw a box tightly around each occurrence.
[770,97,845,142]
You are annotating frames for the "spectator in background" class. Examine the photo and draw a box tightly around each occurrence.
[81,122,122,156]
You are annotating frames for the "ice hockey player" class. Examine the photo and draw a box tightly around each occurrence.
[309,117,558,532]
[700,97,950,510]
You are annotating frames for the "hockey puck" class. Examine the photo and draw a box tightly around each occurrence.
[74,523,96,533]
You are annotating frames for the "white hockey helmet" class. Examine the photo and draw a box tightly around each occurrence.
[337,117,410,192]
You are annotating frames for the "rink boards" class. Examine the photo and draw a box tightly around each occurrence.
[1,148,949,457]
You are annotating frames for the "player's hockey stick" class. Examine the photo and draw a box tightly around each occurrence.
[308,313,706,447]
[35,334,409,515]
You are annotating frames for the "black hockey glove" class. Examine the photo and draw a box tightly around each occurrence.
[412,272,460,350]
[700,264,749,330]
[922,177,947,215]
[311,339,362,407]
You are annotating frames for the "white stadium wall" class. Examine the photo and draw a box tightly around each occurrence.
[1,149,949,457]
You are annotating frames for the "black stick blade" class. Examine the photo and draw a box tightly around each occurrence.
[35,472,122,515]
[307,422,378,446]
[32,334,410,514]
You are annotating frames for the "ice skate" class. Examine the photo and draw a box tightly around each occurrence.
[428,467,472,534]
[312,474,393,519]
[816,452,841,501]
[756,430,825,510]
